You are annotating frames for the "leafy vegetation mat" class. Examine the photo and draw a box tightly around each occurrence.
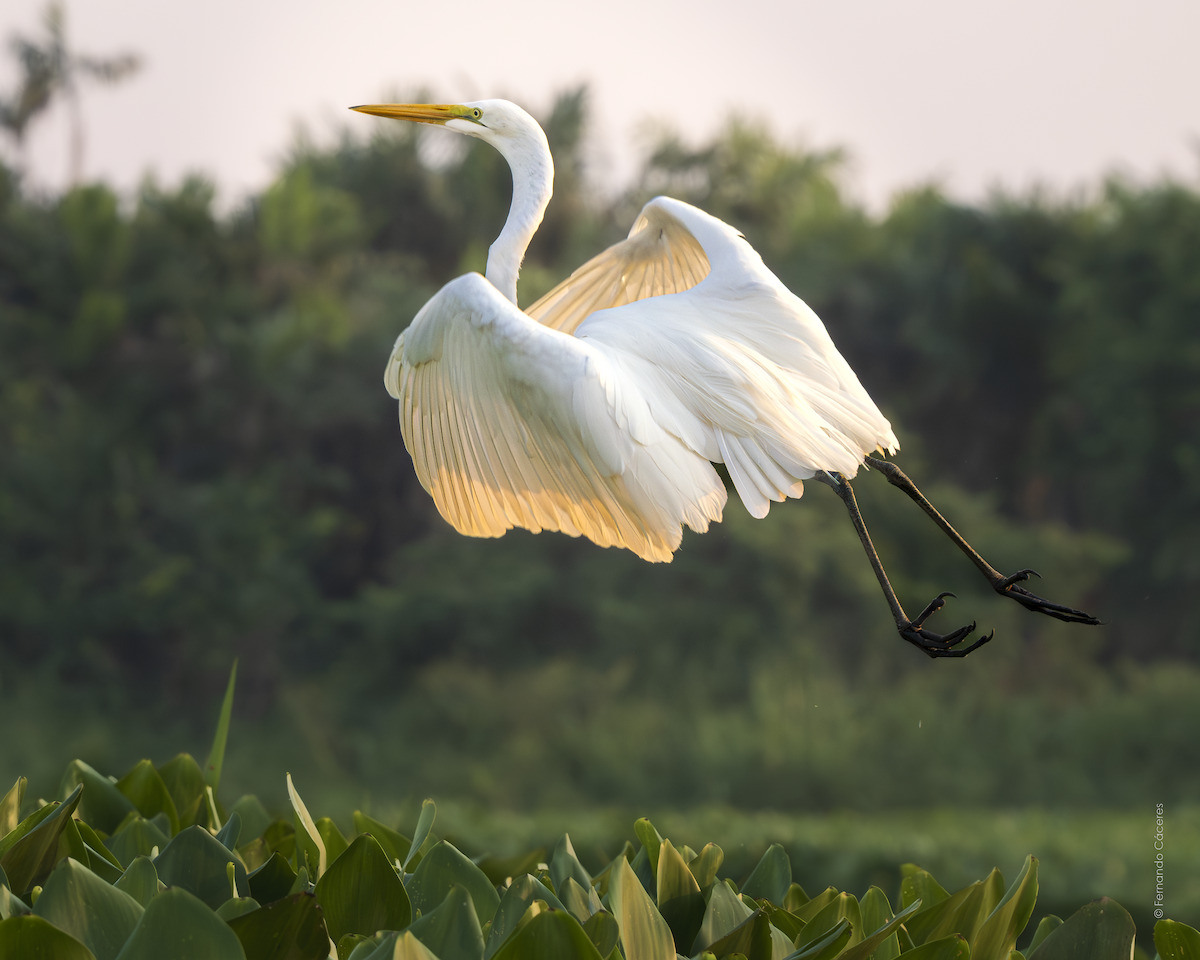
[0,670,1194,960]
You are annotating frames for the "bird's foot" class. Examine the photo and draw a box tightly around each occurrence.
[900,592,995,659]
[990,569,1102,625]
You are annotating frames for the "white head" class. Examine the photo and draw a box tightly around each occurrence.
[350,98,554,305]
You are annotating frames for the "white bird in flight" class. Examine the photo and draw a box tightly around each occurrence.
[352,98,1099,657]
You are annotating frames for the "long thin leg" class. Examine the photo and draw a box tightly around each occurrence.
[815,471,994,658]
[863,456,1101,625]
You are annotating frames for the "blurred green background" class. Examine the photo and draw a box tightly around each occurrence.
[2,85,1198,930]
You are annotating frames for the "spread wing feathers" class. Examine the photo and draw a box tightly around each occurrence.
[572,197,901,520]
[524,202,711,335]
[385,272,727,562]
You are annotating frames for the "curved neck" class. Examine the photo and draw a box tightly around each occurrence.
[485,129,554,306]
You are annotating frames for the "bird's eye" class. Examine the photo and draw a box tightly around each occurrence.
[472,108,482,120]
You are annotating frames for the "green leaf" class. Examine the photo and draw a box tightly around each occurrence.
[104,818,170,870]
[688,843,724,890]
[854,886,898,960]
[156,755,207,829]
[407,885,485,960]
[486,875,566,960]
[113,858,159,909]
[760,902,804,943]
[262,820,298,864]
[740,844,791,906]
[0,779,26,838]
[835,899,923,960]
[901,867,950,913]
[607,854,674,960]
[0,784,83,895]
[583,911,620,958]
[33,858,143,960]
[316,818,349,867]
[352,813,413,871]
[216,897,261,921]
[550,835,592,897]
[786,918,851,960]
[475,850,544,887]
[405,800,437,872]
[72,822,122,876]
[632,820,664,877]
[229,796,272,845]
[0,886,31,920]
[794,893,862,950]
[783,884,810,914]
[314,833,411,945]
[897,934,971,959]
[1026,917,1060,953]
[656,839,704,954]
[112,886,246,960]
[906,878,996,947]
[287,775,326,879]
[59,762,136,836]
[225,892,328,960]
[349,930,442,960]
[0,914,97,959]
[152,825,249,909]
[703,909,775,960]
[490,906,604,960]
[1155,919,1200,960]
[694,879,755,954]
[792,888,838,924]
[116,761,181,837]
[1026,899,1135,960]
[560,878,598,925]
[248,853,299,905]
[216,811,242,852]
[408,841,500,927]
[971,857,1038,960]
[204,660,237,793]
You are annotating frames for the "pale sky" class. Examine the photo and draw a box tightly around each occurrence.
[1,0,1197,209]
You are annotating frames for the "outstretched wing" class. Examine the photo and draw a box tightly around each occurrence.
[525,202,711,335]
[541,197,902,520]
[384,272,727,562]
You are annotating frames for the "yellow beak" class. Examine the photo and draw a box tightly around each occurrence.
[350,103,468,125]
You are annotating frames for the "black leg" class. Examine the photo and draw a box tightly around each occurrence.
[863,456,1101,626]
[815,471,994,659]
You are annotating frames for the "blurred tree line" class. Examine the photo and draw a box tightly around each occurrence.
[2,88,1198,810]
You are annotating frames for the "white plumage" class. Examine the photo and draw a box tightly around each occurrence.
[365,99,898,562]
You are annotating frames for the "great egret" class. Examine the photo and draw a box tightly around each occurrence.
[352,99,1099,657]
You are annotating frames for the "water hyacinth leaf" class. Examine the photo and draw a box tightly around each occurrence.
[656,840,704,953]
[560,877,596,924]
[1026,916,1061,953]
[970,856,1038,960]
[116,761,181,837]
[490,907,604,960]
[227,891,329,960]
[314,833,411,945]
[405,800,437,872]
[248,852,299,905]
[740,845,791,907]
[1026,898,1135,960]
[287,775,326,880]
[0,779,26,838]
[229,796,272,845]
[0,914,97,959]
[628,846,656,901]
[583,911,620,957]
[409,841,500,926]
[348,930,441,960]
[0,886,31,920]
[105,818,170,869]
[353,812,413,870]
[113,858,159,909]
[703,909,776,960]
[836,899,922,960]
[33,858,143,960]
[854,886,898,960]
[407,885,485,960]
[316,818,349,867]
[0,803,59,862]
[896,934,971,959]
[60,818,93,872]
[486,875,566,960]
[152,825,249,909]
[655,840,699,905]
[340,933,373,959]
[550,835,592,897]
[216,896,261,921]
[632,820,664,876]
[1154,918,1200,960]
[906,880,993,947]
[608,855,674,960]
[901,867,950,913]
[216,812,242,852]
[73,822,122,874]
[262,820,298,862]
[0,784,83,895]
[112,886,246,960]
[204,660,237,793]
[792,889,838,924]
[156,755,207,829]
[59,762,136,837]
[590,842,635,900]
[787,918,851,960]
[794,893,863,950]
[288,866,310,897]
[760,902,804,942]
[783,884,809,914]
[688,844,724,891]
[476,849,544,887]
[694,879,755,954]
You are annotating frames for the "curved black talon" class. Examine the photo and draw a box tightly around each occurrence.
[899,593,994,659]
[997,568,1041,589]
[992,574,1101,625]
